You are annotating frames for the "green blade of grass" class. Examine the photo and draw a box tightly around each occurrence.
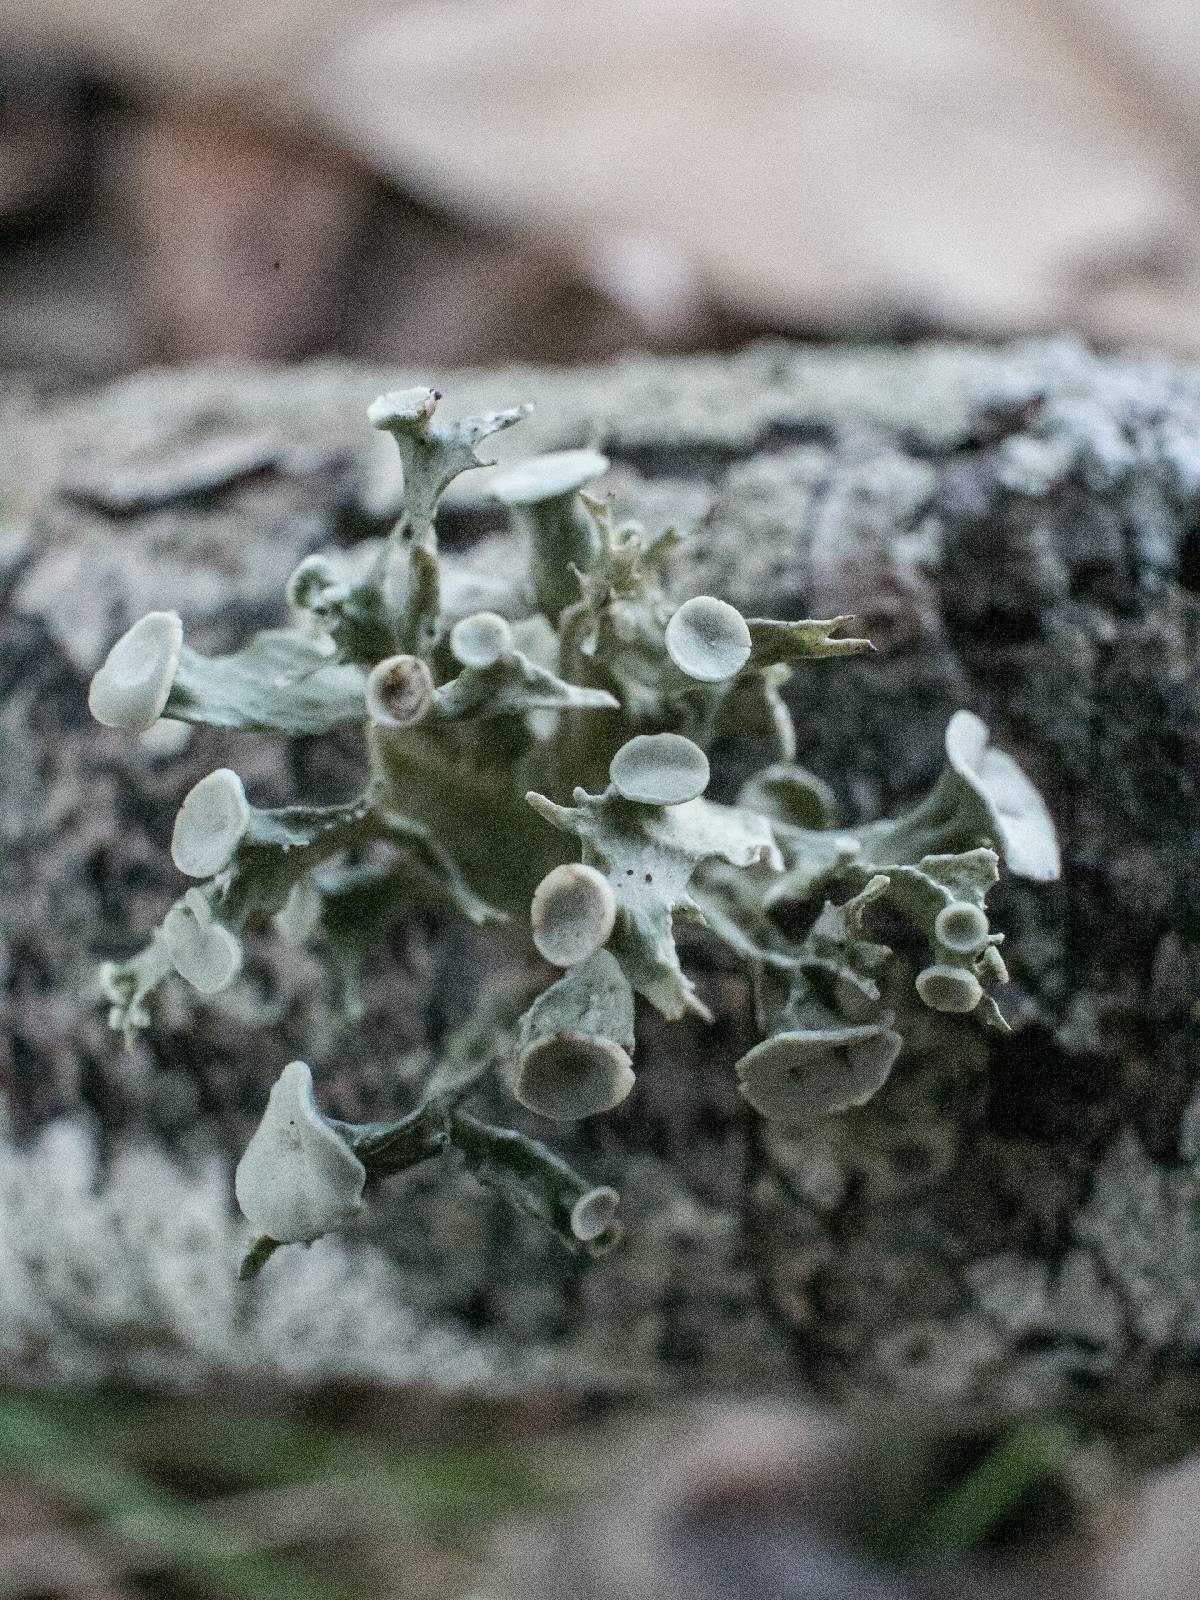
[56,1391,559,1533]
[0,1394,356,1600]
[902,1420,1076,1561]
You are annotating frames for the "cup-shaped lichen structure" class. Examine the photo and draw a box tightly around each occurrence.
[916,963,985,1014]
[736,1021,903,1124]
[449,611,513,669]
[235,1060,367,1245]
[171,769,250,878]
[510,951,636,1120]
[162,888,243,995]
[933,901,992,957]
[569,1184,621,1244]
[488,449,609,621]
[366,654,435,728]
[665,595,753,682]
[88,610,183,732]
[608,731,711,806]
[531,863,618,967]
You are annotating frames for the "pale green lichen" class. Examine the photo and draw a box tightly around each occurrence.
[607,731,711,806]
[235,1061,367,1247]
[449,610,513,669]
[161,889,243,995]
[529,863,617,967]
[509,950,636,1121]
[488,448,610,621]
[88,609,183,732]
[170,768,250,878]
[665,595,752,682]
[88,387,1061,1270]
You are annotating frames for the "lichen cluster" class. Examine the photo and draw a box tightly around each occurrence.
[88,389,1060,1277]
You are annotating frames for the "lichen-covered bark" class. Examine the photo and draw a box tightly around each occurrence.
[1,340,1197,1446]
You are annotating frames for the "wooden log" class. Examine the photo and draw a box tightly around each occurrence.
[0,340,1197,1446]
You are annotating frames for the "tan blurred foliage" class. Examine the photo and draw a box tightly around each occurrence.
[4,0,1200,360]
[314,0,1200,350]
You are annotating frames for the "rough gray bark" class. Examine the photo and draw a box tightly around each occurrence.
[1,340,1198,1445]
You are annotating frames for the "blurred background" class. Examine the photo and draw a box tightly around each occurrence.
[2,0,1200,383]
[2,2,1200,1596]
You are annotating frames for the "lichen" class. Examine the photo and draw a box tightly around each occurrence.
[86,386,1061,1279]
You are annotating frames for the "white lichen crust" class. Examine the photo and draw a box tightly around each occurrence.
[0,1106,495,1390]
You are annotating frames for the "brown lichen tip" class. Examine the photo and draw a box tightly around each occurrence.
[366,654,435,728]
[367,386,440,431]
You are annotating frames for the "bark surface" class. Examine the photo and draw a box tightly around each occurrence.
[2,341,1197,1443]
